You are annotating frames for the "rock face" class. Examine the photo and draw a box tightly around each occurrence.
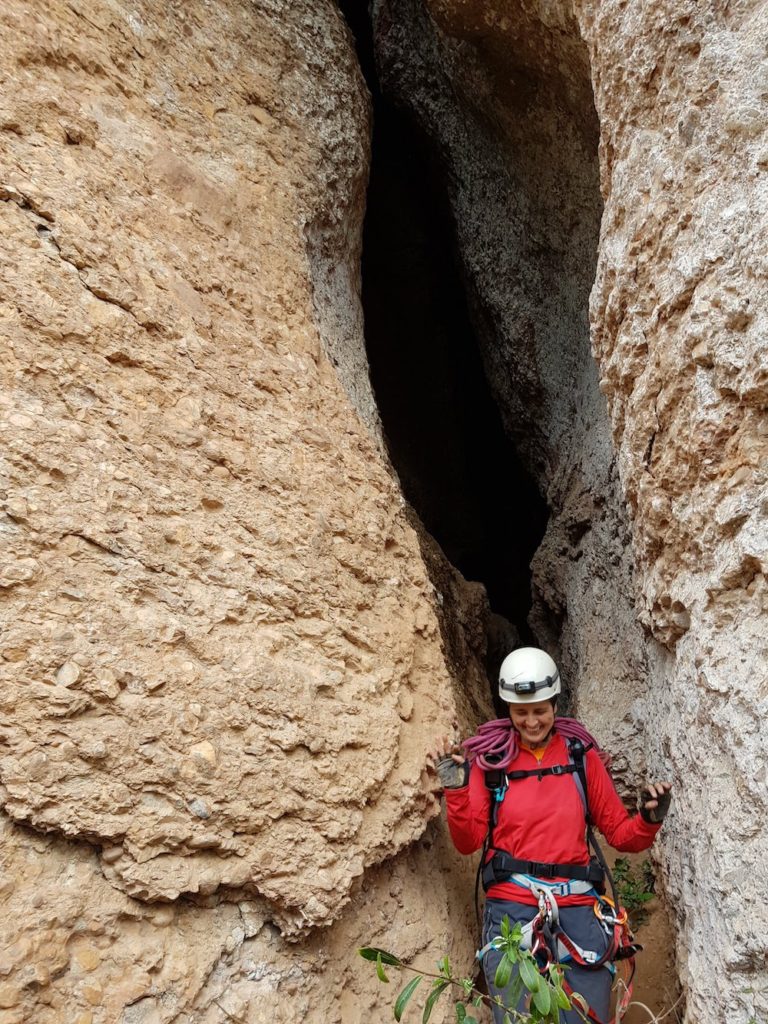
[374,1,768,1022]
[581,3,768,1018]
[0,2,491,1020]
[2,1,766,1022]
[0,813,480,1024]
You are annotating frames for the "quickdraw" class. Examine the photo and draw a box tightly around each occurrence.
[529,889,556,968]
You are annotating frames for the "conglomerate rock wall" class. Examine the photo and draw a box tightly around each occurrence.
[0,2,491,1021]
[374,2,768,1022]
[2,1,766,1023]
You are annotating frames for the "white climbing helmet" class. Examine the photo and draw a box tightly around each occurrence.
[498,647,561,704]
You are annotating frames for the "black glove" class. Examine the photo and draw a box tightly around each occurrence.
[640,787,672,824]
[435,756,469,789]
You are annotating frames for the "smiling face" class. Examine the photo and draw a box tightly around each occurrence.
[508,699,556,747]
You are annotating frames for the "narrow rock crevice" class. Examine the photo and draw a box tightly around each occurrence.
[338,0,549,668]
[360,0,656,766]
[339,0,653,734]
[338,0,679,1011]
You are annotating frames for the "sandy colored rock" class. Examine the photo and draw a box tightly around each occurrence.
[580,3,768,1019]
[0,1,491,1021]
[0,0,433,925]
[0,811,479,1024]
[3,0,765,1022]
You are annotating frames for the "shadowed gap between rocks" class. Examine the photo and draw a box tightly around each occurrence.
[338,4,680,1017]
[339,0,549,675]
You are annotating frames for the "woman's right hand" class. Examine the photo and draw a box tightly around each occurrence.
[427,733,469,789]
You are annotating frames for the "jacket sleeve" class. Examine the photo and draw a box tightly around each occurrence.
[443,760,491,854]
[586,748,662,851]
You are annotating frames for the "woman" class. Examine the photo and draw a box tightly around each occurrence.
[430,647,672,1024]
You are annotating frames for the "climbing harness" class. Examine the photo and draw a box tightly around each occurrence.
[476,738,641,1024]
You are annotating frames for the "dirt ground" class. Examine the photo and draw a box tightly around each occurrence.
[607,852,681,1024]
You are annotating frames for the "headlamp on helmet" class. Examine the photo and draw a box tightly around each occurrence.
[498,648,561,704]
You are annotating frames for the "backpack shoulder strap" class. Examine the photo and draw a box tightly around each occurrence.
[567,737,623,908]
[475,761,508,927]
[483,762,508,844]
[567,737,593,825]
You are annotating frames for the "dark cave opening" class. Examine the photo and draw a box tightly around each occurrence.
[339,1,549,641]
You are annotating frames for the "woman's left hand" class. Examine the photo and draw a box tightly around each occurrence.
[639,781,672,823]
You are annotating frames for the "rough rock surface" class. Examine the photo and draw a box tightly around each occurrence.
[374,1,768,1021]
[0,814,479,1024]
[581,3,768,1019]
[3,0,766,1022]
[0,2,491,1021]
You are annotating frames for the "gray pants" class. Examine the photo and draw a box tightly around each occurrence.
[482,898,613,1024]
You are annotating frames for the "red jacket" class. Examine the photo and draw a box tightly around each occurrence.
[444,733,660,906]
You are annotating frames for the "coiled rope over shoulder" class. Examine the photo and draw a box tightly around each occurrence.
[462,716,611,772]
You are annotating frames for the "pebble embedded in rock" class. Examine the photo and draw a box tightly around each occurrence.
[150,906,175,927]
[187,799,210,820]
[0,558,38,587]
[94,675,120,699]
[75,947,100,971]
[55,661,81,687]
[82,982,103,1006]
[189,740,217,767]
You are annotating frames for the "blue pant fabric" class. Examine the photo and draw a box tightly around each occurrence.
[482,898,613,1024]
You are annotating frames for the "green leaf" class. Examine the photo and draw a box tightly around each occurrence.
[532,983,551,1016]
[359,947,402,967]
[554,985,571,1010]
[494,954,513,990]
[438,955,452,978]
[376,953,390,983]
[472,996,483,1008]
[547,962,564,983]
[464,1018,479,1024]
[519,956,540,993]
[505,974,524,1013]
[501,915,510,939]
[394,977,422,1021]
[454,1003,466,1023]
[423,980,450,1023]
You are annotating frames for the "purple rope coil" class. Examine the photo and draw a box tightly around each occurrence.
[462,716,611,771]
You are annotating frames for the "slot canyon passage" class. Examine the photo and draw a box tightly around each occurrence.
[0,2,766,1024]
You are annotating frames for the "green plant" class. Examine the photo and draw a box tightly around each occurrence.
[612,858,655,927]
[359,916,589,1024]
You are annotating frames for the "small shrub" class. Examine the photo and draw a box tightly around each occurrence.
[359,915,589,1024]
[612,857,655,927]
